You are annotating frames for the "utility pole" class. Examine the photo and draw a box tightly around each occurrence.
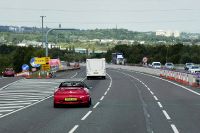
[40,16,46,48]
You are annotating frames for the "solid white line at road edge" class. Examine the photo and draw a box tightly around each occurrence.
[81,111,92,120]
[68,125,79,133]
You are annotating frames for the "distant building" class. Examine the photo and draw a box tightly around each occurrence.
[75,48,87,54]
[156,30,166,36]
[156,30,180,37]
[16,40,58,49]
[174,31,180,37]
[100,39,114,44]
[165,30,173,37]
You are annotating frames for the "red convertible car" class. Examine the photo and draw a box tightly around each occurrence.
[54,80,92,108]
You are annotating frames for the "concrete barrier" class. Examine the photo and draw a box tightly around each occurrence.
[106,64,198,88]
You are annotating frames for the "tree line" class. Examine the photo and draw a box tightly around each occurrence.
[105,43,200,65]
[0,45,89,73]
[1,43,200,74]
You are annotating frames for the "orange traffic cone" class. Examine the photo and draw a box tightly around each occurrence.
[46,72,50,79]
[26,72,31,79]
[38,72,42,79]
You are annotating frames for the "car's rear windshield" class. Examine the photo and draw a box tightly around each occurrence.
[5,68,13,71]
[154,63,161,66]
[192,66,199,69]
[59,81,85,88]
[166,63,173,66]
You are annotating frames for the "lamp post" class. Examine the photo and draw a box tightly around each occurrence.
[166,45,169,63]
[40,16,46,47]
[45,28,76,57]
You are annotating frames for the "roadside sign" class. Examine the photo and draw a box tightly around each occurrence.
[45,57,50,62]
[35,57,50,65]
[41,64,50,71]
[35,57,45,65]
[142,57,148,63]
[22,64,29,71]
[32,68,37,72]
[30,58,40,67]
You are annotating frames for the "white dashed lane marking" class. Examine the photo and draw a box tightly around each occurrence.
[68,73,113,133]
[93,102,100,109]
[157,102,163,108]
[68,125,79,133]
[171,124,179,133]
[153,96,158,101]
[113,70,179,133]
[81,111,92,120]
[100,96,104,101]
[162,110,171,120]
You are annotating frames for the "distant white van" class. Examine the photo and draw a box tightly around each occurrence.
[152,62,161,69]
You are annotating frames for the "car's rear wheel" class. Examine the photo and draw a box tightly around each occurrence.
[102,76,106,80]
[54,103,59,108]
[87,98,92,107]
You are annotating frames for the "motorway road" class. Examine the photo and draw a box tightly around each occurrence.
[0,68,200,133]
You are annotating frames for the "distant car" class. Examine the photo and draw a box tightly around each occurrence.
[2,68,15,77]
[188,65,200,73]
[54,79,92,108]
[184,63,194,70]
[152,62,161,69]
[165,62,174,69]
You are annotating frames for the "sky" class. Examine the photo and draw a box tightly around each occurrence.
[0,0,200,32]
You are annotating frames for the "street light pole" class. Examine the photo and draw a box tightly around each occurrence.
[45,28,76,57]
[40,16,46,49]
[166,45,169,63]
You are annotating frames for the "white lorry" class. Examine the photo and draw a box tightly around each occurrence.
[86,58,106,79]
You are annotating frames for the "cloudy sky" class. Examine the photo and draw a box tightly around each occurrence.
[0,0,200,32]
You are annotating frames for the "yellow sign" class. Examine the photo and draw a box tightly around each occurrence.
[41,64,50,70]
[44,57,50,62]
[35,57,50,65]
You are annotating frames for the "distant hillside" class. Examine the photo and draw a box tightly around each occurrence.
[0,26,200,47]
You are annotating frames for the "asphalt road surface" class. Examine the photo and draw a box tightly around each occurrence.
[0,67,200,133]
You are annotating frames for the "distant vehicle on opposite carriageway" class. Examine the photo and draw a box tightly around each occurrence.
[112,53,125,65]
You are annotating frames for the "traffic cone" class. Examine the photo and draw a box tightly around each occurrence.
[46,72,50,79]
[26,72,31,79]
[38,72,42,79]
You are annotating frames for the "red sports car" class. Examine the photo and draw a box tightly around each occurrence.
[2,68,15,77]
[54,80,92,108]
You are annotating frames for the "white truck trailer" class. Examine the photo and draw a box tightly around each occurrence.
[86,58,106,79]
